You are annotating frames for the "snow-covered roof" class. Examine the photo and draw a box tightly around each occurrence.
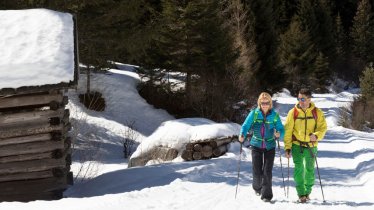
[0,9,76,91]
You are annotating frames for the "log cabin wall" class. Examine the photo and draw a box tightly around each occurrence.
[0,89,73,202]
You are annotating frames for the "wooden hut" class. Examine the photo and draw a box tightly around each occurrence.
[0,9,78,202]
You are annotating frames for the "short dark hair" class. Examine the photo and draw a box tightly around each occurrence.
[299,88,312,98]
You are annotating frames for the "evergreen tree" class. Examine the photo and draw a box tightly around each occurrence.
[246,0,284,92]
[331,0,358,31]
[351,0,374,63]
[360,64,374,99]
[189,0,239,119]
[112,0,162,66]
[276,0,298,33]
[335,13,349,58]
[151,0,238,120]
[313,52,331,92]
[297,0,335,60]
[278,18,316,94]
[316,0,336,58]
[154,0,203,103]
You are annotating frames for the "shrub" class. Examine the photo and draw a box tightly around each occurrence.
[79,91,106,111]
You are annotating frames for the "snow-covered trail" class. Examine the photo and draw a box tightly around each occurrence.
[65,126,374,210]
[64,84,374,210]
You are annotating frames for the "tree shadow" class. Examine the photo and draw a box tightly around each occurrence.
[317,148,374,159]
[71,120,138,164]
[274,199,374,207]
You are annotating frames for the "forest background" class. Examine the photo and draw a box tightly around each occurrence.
[2,0,374,129]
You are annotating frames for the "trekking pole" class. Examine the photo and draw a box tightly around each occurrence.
[311,143,326,203]
[276,137,286,197]
[235,142,243,199]
[287,157,290,198]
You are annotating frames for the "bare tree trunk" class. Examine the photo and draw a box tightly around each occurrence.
[86,66,91,94]
[186,71,191,104]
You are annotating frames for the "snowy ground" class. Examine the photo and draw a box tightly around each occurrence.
[0,69,373,210]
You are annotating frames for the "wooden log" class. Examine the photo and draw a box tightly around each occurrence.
[0,157,66,175]
[64,136,72,149]
[192,152,202,160]
[0,123,68,139]
[0,176,68,195]
[0,86,67,97]
[0,168,66,183]
[62,109,70,125]
[0,140,64,157]
[0,191,63,202]
[212,137,233,147]
[165,148,178,161]
[185,143,194,150]
[209,141,218,148]
[65,154,72,166]
[49,100,60,110]
[51,131,63,141]
[52,149,64,159]
[213,145,228,157]
[62,96,69,105]
[0,133,51,146]
[0,108,65,129]
[67,171,74,185]
[128,146,178,167]
[49,89,61,95]
[0,170,52,183]
[0,93,63,109]
[202,145,213,158]
[193,143,203,152]
[181,150,193,161]
[0,151,52,164]
[52,168,67,178]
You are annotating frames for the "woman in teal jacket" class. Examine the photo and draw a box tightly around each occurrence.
[239,92,285,202]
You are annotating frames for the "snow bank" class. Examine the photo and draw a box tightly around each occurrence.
[0,9,74,89]
[131,118,241,161]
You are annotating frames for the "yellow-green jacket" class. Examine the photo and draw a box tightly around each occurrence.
[284,102,327,150]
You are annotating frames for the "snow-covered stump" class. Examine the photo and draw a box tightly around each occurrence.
[128,146,178,167]
[181,136,236,161]
[0,91,73,202]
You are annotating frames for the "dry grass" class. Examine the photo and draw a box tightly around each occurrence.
[340,97,374,131]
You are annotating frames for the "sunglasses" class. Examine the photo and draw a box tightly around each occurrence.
[261,102,270,106]
[297,97,308,102]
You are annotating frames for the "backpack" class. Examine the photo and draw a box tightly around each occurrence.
[245,109,279,145]
[293,107,318,130]
[253,109,279,125]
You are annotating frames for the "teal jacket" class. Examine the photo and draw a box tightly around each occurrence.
[240,108,285,150]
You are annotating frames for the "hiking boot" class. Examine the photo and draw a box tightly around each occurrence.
[297,196,307,203]
[262,198,271,202]
[305,195,310,201]
[255,190,261,196]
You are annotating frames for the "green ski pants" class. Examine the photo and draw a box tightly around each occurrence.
[291,144,317,196]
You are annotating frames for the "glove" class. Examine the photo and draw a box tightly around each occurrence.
[285,149,291,158]
[239,135,245,143]
[309,134,318,142]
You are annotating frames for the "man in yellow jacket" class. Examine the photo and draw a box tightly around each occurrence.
[284,88,327,203]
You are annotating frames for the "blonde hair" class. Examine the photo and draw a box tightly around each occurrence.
[257,92,273,109]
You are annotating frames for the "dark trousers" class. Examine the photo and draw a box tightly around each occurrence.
[251,147,275,200]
